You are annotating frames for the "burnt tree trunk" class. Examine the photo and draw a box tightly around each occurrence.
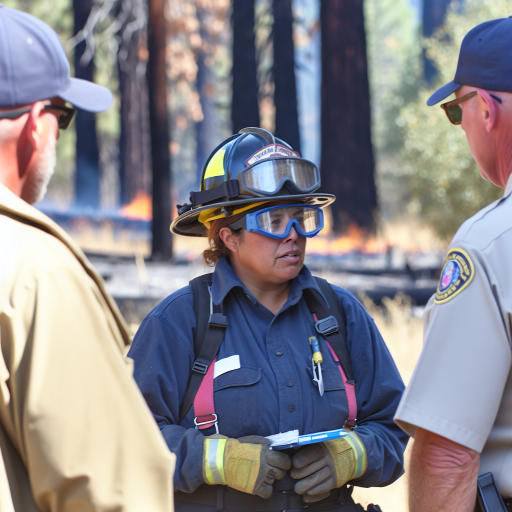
[73,0,100,208]
[423,0,452,84]
[320,0,377,234]
[117,2,151,204]
[148,0,172,260]
[273,0,300,152]
[231,0,260,132]
[196,4,222,185]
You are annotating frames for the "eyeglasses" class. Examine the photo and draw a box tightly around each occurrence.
[229,204,324,239]
[441,91,502,125]
[0,104,76,130]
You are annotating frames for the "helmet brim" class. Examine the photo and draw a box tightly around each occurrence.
[170,194,336,237]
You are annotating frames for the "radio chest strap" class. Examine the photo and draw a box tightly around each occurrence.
[178,274,357,429]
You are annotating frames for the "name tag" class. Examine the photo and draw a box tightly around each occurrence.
[214,355,241,379]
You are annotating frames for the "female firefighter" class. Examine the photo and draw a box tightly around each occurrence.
[129,128,408,512]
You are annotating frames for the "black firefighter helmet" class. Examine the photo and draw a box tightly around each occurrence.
[171,127,335,237]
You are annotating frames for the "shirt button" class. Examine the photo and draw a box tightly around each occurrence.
[287,380,294,387]
[275,349,283,356]
[288,404,296,413]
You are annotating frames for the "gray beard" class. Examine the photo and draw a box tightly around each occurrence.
[30,134,57,204]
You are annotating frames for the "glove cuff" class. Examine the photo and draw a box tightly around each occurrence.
[344,431,367,479]
[324,430,368,486]
[203,437,228,485]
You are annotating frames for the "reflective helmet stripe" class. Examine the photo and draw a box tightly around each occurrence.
[204,149,226,179]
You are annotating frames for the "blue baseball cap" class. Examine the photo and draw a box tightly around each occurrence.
[427,17,512,106]
[0,5,112,112]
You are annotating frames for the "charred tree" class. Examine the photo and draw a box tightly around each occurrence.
[423,0,452,84]
[148,0,172,260]
[320,0,377,233]
[73,0,100,208]
[196,4,222,185]
[273,0,300,152]
[117,1,151,205]
[231,0,260,132]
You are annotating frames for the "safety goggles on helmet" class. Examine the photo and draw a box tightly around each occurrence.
[191,157,320,208]
[228,204,324,239]
[242,157,320,195]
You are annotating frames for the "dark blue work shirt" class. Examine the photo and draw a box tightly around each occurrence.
[129,258,408,502]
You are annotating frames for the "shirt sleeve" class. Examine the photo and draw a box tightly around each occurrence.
[1,266,175,512]
[128,289,206,493]
[394,243,511,453]
[335,288,409,488]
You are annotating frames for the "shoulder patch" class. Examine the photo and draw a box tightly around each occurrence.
[434,248,475,304]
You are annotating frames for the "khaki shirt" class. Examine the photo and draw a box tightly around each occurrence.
[0,185,175,511]
[394,174,512,497]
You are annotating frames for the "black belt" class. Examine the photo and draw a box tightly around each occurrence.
[175,485,364,512]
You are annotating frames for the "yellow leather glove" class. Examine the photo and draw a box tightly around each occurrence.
[290,431,367,503]
[203,435,291,498]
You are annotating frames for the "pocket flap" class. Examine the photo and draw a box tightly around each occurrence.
[214,367,261,391]
[306,367,344,391]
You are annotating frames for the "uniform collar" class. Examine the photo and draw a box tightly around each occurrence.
[211,256,329,309]
[0,184,131,348]
[504,173,512,198]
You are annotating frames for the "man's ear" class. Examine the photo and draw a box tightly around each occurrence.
[24,102,47,150]
[477,90,498,132]
[219,227,240,253]
[18,102,47,178]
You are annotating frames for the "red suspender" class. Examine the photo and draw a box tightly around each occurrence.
[193,356,219,433]
[192,323,357,435]
[324,340,357,428]
[313,313,357,428]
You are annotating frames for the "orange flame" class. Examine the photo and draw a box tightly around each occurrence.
[120,191,152,221]
[308,223,386,255]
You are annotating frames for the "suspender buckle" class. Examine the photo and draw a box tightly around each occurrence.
[194,414,219,434]
[208,313,228,328]
[192,360,209,374]
[315,315,339,336]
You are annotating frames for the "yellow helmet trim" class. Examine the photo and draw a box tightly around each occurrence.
[198,201,268,225]
[203,149,226,180]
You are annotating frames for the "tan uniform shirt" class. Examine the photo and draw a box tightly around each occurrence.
[394,174,512,497]
[0,185,175,511]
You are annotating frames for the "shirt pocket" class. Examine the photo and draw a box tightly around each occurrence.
[306,366,347,432]
[214,366,261,437]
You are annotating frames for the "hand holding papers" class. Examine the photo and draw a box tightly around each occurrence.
[266,428,348,450]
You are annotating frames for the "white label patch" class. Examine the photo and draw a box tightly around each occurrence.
[246,144,300,166]
[214,355,241,379]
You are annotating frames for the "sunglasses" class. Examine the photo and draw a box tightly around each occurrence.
[0,104,76,130]
[441,91,502,125]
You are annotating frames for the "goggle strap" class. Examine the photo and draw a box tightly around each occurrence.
[191,180,240,207]
[228,216,246,230]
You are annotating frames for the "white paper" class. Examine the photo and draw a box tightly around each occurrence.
[214,355,241,379]
[266,430,299,447]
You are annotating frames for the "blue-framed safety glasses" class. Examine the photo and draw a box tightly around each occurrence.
[229,204,324,239]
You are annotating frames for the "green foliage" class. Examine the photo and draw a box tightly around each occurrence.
[364,0,420,154]
[364,0,423,222]
[398,0,511,240]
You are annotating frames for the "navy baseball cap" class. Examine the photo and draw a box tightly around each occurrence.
[0,5,112,112]
[427,17,512,106]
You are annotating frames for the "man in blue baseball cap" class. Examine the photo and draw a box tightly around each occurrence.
[0,6,175,511]
[394,17,512,512]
